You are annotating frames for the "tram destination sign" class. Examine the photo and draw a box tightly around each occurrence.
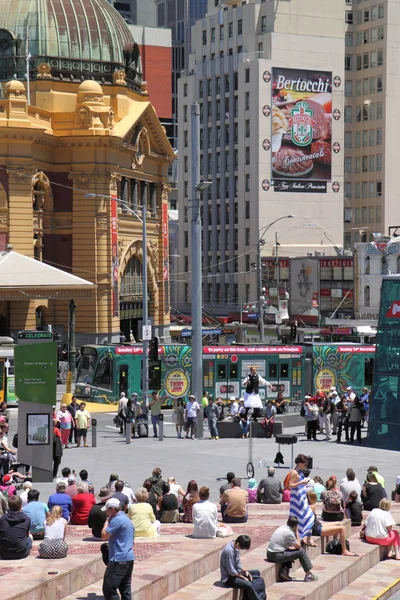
[18,331,53,340]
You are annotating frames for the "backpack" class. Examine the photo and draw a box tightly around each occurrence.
[250,574,267,600]
[324,489,342,512]
[282,489,291,502]
[137,422,148,438]
[326,539,350,555]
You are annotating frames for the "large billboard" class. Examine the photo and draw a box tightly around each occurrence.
[290,259,320,317]
[271,68,332,193]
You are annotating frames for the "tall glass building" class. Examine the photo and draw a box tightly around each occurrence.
[367,274,400,450]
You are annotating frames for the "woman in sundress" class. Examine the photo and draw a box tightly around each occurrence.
[288,454,315,544]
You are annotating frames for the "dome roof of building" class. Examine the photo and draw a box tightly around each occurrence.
[0,0,142,90]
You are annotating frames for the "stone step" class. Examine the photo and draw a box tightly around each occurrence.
[329,559,400,600]
[60,536,230,600]
[161,533,381,600]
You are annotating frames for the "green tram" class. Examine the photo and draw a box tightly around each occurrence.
[74,343,375,406]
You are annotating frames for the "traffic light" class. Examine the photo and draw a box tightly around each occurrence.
[149,336,159,361]
[290,324,297,341]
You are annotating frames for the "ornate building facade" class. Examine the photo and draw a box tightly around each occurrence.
[0,0,175,344]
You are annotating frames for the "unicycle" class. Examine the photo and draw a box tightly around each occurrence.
[246,413,255,478]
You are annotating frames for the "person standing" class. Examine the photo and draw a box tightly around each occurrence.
[66,396,79,445]
[75,402,91,448]
[348,397,364,444]
[53,420,63,479]
[288,454,315,541]
[322,394,333,441]
[185,394,200,439]
[201,390,209,419]
[56,403,73,449]
[304,398,319,441]
[206,397,220,440]
[149,391,163,438]
[118,393,128,435]
[172,398,185,439]
[101,498,135,600]
[242,366,272,420]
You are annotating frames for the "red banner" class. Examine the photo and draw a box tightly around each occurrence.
[111,195,119,317]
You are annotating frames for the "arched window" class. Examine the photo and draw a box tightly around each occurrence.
[120,256,143,297]
[364,285,371,307]
[365,256,370,274]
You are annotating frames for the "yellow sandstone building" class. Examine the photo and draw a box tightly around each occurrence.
[0,0,175,344]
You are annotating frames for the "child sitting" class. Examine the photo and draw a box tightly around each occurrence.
[346,490,363,526]
[247,478,258,503]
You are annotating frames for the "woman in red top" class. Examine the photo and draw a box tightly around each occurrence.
[182,480,199,523]
[70,482,96,525]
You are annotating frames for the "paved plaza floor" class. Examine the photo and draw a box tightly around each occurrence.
[7,409,399,500]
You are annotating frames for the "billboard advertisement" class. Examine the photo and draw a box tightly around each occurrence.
[271,68,332,193]
[111,195,119,317]
[290,259,320,317]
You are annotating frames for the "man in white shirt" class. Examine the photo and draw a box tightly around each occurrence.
[193,486,218,538]
[340,468,362,506]
[230,397,239,418]
[19,481,33,507]
[185,394,200,439]
[345,387,356,402]
[330,390,341,435]
[118,393,128,434]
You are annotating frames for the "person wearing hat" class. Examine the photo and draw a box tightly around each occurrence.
[185,394,200,439]
[65,475,78,499]
[0,474,17,498]
[19,480,33,507]
[101,497,134,600]
[304,396,319,441]
[230,397,239,419]
[88,487,113,538]
[242,366,272,420]
[149,391,165,438]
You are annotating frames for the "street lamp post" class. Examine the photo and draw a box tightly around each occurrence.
[191,101,212,439]
[257,215,295,342]
[85,193,149,409]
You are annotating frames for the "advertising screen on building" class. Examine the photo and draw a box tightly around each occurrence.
[271,68,332,193]
[289,259,320,317]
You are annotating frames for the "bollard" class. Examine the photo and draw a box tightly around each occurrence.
[158,414,164,441]
[92,418,97,448]
[125,419,131,445]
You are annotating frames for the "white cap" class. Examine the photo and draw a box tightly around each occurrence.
[230,396,236,401]
[189,394,195,399]
[305,395,311,399]
[101,498,121,511]
[23,481,33,489]
[239,397,244,402]
[346,386,352,391]
[330,386,336,391]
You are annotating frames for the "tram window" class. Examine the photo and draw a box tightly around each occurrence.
[280,363,289,378]
[119,365,128,396]
[269,364,277,379]
[365,358,374,386]
[217,364,227,379]
[93,354,113,389]
[229,364,238,379]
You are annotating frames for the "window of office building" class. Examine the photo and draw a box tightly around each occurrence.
[344,132,352,148]
[345,106,352,122]
[376,154,382,171]
[345,80,353,96]
[345,55,352,71]
[376,128,382,145]
[345,32,353,46]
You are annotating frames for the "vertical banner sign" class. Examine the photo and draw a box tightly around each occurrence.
[162,202,170,313]
[289,259,320,317]
[111,194,119,317]
[271,68,332,193]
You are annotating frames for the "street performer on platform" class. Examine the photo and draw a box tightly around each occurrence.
[242,365,273,420]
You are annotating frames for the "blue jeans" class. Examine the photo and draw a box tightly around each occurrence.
[224,569,260,600]
[151,415,159,436]
[208,417,219,437]
[240,420,249,436]
[223,512,248,524]
[103,560,134,600]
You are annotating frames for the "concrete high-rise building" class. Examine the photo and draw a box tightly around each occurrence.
[344,1,395,249]
[156,0,208,136]
[108,0,157,26]
[177,0,345,315]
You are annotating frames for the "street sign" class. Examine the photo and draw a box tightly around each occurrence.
[18,331,53,341]
[142,325,152,340]
[15,342,57,405]
[275,313,283,325]
[181,328,222,337]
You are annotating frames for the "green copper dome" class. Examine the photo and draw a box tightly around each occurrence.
[0,0,142,90]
